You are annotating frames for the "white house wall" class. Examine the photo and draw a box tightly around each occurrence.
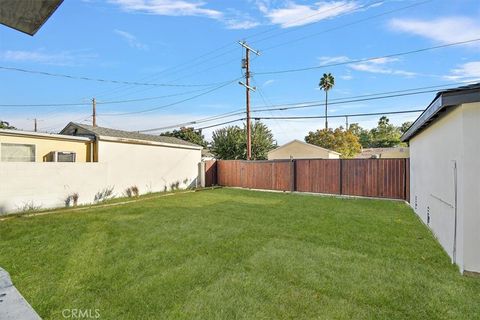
[98,140,201,195]
[459,102,480,273]
[409,102,480,273]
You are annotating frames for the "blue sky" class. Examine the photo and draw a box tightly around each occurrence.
[0,0,479,143]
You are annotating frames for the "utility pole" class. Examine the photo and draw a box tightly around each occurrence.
[345,116,349,130]
[239,41,260,160]
[92,97,96,127]
[34,118,37,132]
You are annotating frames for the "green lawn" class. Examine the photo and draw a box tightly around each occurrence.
[1,189,479,319]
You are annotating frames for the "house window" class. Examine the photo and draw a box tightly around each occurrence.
[1,143,36,162]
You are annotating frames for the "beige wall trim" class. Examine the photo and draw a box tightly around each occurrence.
[98,135,203,151]
[0,129,91,142]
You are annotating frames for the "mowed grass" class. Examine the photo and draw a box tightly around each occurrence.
[0,189,479,319]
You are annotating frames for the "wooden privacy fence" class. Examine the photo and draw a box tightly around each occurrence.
[211,158,409,201]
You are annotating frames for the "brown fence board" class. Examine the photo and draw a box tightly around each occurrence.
[214,158,410,201]
[204,160,217,187]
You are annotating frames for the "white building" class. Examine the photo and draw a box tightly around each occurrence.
[402,83,480,275]
[0,123,202,214]
[268,140,341,160]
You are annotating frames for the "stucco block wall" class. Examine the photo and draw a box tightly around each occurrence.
[98,140,201,195]
[0,135,91,162]
[409,102,480,273]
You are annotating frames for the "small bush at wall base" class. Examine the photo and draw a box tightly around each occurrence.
[17,201,42,215]
[65,193,80,207]
[124,186,140,198]
[94,187,115,203]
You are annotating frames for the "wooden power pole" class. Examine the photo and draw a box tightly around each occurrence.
[34,118,37,132]
[239,41,260,160]
[92,97,96,127]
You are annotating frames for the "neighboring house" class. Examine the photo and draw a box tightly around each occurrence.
[355,147,409,159]
[60,122,203,190]
[268,140,341,160]
[401,83,480,275]
[0,129,92,162]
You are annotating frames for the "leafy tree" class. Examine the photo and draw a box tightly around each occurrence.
[348,123,372,148]
[319,73,335,129]
[211,121,276,160]
[161,127,207,147]
[399,121,413,134]
[211,125,245,160]
[370,116,403,148]
[305,126,361,158]
[0,120,15,129]
[250,121,276,160]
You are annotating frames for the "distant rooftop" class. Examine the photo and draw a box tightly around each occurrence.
[60,123,202,148]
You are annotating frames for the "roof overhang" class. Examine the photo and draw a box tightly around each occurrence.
[0,0,64,36]
[401,85,480,142]
[98,135,203,151]
[0,128,92,142]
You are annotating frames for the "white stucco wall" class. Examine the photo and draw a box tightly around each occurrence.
[0,162,108,213]
[97,139,201,194]
[0,140,202,214]
[409,102,480,273]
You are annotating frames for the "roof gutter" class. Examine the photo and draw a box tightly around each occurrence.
[401,87,480,142]
[97,135,203,151]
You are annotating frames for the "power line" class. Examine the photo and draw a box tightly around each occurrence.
[255,109,424,120]
[0,84,231,108]
[256,38,480,75]
[0,66,231,87]
[138,81,477,132]
[258,0,433,51]
[194,108,424,131]
[99,78,240,116]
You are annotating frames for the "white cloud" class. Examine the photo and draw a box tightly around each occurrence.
[443,61,480,82]
[0,50,96,66]
[389,17,480,45]
[349,57,416,77]
[263,79,275,86]
[114,29,148,50]
[318,55,351,65]
[110,0,222,18]
[110,0,260,29]
[259,1,360,28]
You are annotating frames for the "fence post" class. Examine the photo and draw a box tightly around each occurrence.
[339,159,343,195]
[290,159,296,192]
[404,158,407,201]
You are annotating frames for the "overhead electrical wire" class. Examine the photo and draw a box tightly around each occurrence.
[256,38,480,75]
[98,78,241,116]
[137,80,478,132]
[0,66,232,87]
[258,0,433,51]
[193,108,424,131]
[92,0,400,100]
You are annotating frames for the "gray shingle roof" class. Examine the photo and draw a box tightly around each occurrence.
[67,123,201,148]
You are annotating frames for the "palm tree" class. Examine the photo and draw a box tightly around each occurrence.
[319,73,335,129]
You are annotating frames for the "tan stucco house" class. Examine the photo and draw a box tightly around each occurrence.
[268,140,340,160]
[0,129,92,162]
[402,82,480,275]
